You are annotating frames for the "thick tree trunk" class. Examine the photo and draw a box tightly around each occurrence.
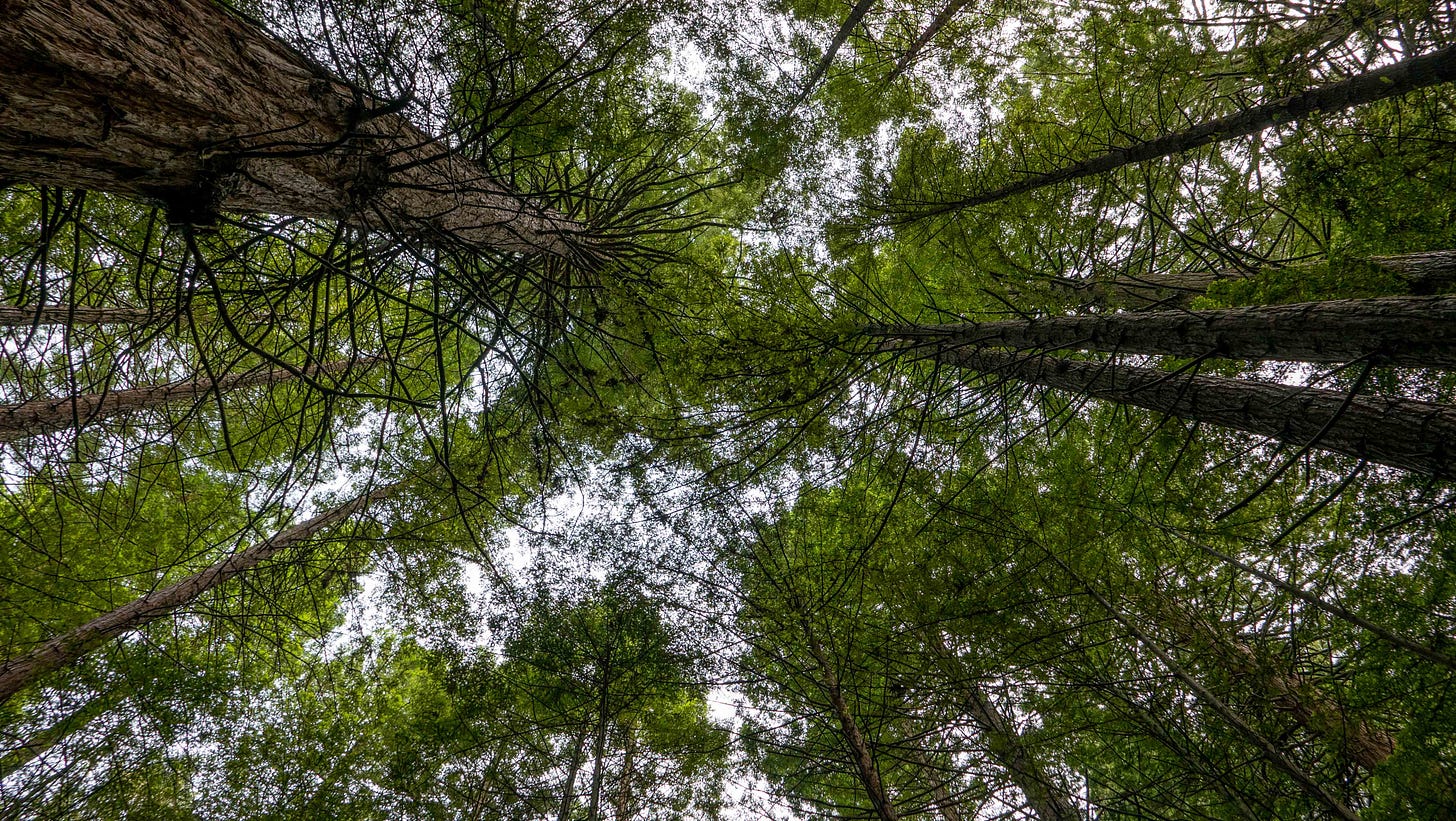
[805,635,902,821]
[0,0,592,261]
[879,295,1456,369]
[0,305,163,328]
[1154,599,1395,771]
[912,43,1456,215]
[0,481,396,706]
[790,0,879,111]
[0,357,363,442]
[927,346,1456,478]
[1372,250,1456,294]
[927,635,1082,821]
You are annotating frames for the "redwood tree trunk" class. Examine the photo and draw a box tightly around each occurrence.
[881,295,1456,369]
[913,43,1456,215]
[0,481,396,706]
[0,0,591,261]
[0,357,363,443]
[929,347,1456,478]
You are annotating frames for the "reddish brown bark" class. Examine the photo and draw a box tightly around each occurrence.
[0,481,396,706]
[0,0,592,261]
[881,295,1456,369]
[0,357,363,443]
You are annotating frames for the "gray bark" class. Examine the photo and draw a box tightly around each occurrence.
[1371,250,1456,294]
[0,0,592,261]
[0,305,165,328]
[0,481,396,706]
[914,43,1456,215]
[880,295,1456,369]
[929,346,1456,478]
[0,357,364,443]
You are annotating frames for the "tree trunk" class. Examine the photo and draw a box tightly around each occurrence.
[878,295,1456,369]
[0,305,164,328]
[557,733,588,821]
[908,746,964,821]
[928,346,1456,478]
[926,634,1082,821]
[912,43,1456,215]
[886,0,973,83]
[1153,598,1395,771]
[805,634,902,821]
[0,689,118,778]
[588,676,612,821]
[612,726,637,821]
[0,357,364,442]
[0,0,592,262]
[1372,250,1456,294]
[0,481,396,706]
[790,0,879,111]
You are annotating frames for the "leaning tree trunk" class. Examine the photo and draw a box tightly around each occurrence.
[926,634,1083,821]
[805,633,903,821]
[909,43,1456,216]
[789,0,879,112]
[886,0,973,83]
[0,481,396,706]
[920,346,1456,478]
[1151,596,1396,771]
[0,0,592,262]
[877,295,1456,369]
[1372,250,1456,294]
[0,357,365,443]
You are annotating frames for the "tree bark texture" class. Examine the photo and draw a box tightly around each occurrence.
[0,481,396,706]
[806,635,902,821]
[917,43,1456,214]
[880,295,1456,369]
[0,357,363,443]
[929,347,1456,478]
[0,0,591,261]
[1372,250,1456,294]
[0,305,164,328]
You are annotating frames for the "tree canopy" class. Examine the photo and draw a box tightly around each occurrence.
[3,0,1456,818]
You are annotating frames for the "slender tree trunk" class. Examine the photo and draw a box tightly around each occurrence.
[0,0,592,261]
[805,634,902,821]
[886,0,973,83]
[910,43,1456,216]
[908,746,964,821]
[927,346,1456,477]
[0,690,118,778]
[1153,598,1395,771]
[557,733,588,821]
[0,481,396,706]
[878,295,1456,369]
[926,635,1082,821]
[588,676,612,821]
[0,305,163,328]
[0,357,364,443]
[790,0,879,111]
[1063,563,1361,821]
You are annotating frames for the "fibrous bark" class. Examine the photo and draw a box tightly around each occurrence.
[927,346,1456,478]
[911,43,1456,215]
[0,357,364,443]
[0,481,396,706]
[879,295,1456,369]
[0,0,592,261]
